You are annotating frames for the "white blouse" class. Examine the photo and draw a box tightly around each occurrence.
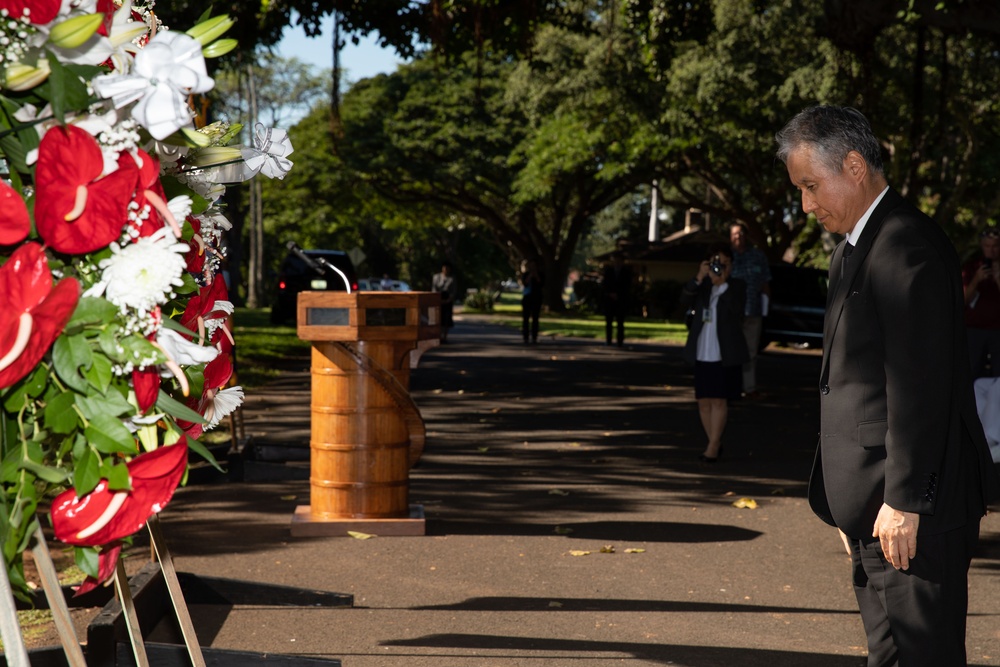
[696,282,729,362]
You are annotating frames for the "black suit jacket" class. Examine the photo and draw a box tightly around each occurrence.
[808,188,1000,539]
[681,277,750,367]
[602,264,633,307]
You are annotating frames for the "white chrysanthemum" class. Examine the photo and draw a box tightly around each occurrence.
[91,227,189,316]
[203,386,244,430]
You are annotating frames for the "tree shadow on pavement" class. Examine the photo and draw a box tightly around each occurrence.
[380,633,866,666]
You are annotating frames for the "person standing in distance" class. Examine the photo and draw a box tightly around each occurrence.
[602,251,633,347]
[776,105,999,666]
[728,222,771,397]
[432,261,458,343]
[962,227,1000,378]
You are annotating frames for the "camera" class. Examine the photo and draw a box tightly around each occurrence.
[709,256,725,276]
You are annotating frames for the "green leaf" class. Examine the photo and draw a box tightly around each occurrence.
[68,297,119,328]
[76,389,133,420]
[84,413,137,455]
[159,317,199,338]
[22,363,49,398]
[18,460,68,484]
[98,324,124,359]
[74,546,99,579]
[0,132,28,175]
[73,448,100,495]
[186,436,224,472]
[155,390,206,424]
[44,391,79,434]
[52,333,93,393]
[105,461,131,491]
[43,51,91,122]
[85,354,114,393]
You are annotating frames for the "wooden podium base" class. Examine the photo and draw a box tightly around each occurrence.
[290,504,426,537]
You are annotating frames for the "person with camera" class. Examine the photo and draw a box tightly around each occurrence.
[680,243,750,462]
[962,227,1000,377]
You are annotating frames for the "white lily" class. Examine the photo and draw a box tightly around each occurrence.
[156,327,219,367]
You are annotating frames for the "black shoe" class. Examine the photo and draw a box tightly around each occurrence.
[699,454,719,463]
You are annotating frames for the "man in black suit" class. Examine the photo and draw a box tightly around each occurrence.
[776,105,1000,665]
[602,251,632,347]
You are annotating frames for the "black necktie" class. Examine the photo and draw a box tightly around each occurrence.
[840,243,853,285]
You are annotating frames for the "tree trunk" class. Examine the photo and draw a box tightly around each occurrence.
[245,63,263,308]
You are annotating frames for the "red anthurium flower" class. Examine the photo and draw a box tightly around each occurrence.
[132,366,160,413]
[0,179,30,246]
[0,243,80,389]
[51,440,189,547]
[121,148,179,239]
[184,238,205,276]
[203,354,232,393]
[72,542,122,597]
[0,0,61,24]
[181,278,231,345]
[35,125,138,254]
[95,0,116,36]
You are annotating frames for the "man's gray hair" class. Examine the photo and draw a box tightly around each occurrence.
[775,105,884,177]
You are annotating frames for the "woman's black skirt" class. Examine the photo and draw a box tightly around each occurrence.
[694,361,741,400]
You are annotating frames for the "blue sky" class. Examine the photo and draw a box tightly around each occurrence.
[275,15,405,85]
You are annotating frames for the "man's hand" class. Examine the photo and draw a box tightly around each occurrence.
[872,503,920,570]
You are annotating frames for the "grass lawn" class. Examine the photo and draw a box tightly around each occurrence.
[231,303,687,390]
[232,309,310,389]
[470,298,688,345]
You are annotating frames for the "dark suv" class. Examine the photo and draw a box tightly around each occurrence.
[761,263,828,348]
[270,249,359,324]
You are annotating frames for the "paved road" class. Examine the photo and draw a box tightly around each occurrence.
[156,318,1000,666]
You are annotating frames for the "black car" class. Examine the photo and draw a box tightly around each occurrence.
[762,263,828,348]
[270,249,359,324]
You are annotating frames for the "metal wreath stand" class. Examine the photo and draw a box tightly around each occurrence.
[0,514,205,667]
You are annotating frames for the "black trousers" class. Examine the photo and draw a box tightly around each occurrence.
[522,299,541,342]
[605,304,627,345]
[849,521,980,666]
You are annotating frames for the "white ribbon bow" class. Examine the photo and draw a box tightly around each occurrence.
[92,32,214,140]
[241,123,294,180]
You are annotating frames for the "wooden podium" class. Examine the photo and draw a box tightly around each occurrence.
[290,291,441,537]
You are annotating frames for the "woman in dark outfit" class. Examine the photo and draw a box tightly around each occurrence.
[520,258,544,344]
[680,244,750,462]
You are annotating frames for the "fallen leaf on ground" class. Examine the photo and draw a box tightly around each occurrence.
[348,531,376,539]
[599,545,615,553]
[548,489,570,496]
[280,495,297,501]
[568,550,591,556]
[491,407,502,413]
[624,548,646,554]
[732,497,759,509]
[554,526,574,535]
[477,446,490,452]
[548,601,563,607]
